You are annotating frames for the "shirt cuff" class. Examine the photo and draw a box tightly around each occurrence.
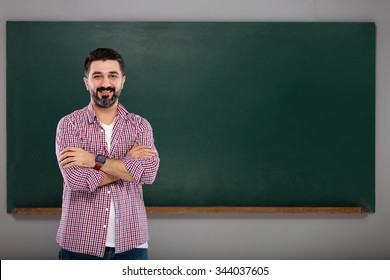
[121,157,144,184]
[86,168,105,192]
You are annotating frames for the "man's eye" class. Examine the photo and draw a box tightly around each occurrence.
[109,75,118,79]
[93,75,102,79]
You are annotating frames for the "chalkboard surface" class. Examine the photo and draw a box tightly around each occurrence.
[7,22,375,213]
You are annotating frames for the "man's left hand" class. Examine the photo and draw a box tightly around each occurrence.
[60,147,95,169]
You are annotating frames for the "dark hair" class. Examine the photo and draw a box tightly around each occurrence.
[84,48,125,77]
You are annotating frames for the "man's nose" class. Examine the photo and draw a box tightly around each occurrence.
[101,76,111,87]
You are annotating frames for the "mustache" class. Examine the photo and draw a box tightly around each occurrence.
[97,86,115,93]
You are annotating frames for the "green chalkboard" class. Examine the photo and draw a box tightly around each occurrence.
[7,22,375,213]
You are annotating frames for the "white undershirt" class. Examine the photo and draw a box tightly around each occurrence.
[100,122,148,249]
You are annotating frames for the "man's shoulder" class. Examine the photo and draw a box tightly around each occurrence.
[126,111,146,123]
[118,106,154,133]
[125,112,152,129]
[118,103,149,124]
[58,105,90,127]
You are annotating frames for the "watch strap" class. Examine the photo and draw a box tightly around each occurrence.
[94,162,103,171]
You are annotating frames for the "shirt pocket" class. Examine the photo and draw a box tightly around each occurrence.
[81,126,106,154]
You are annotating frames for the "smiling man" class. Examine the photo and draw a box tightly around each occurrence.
[55,48,160,260]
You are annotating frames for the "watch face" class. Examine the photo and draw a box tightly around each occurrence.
[96,154,106,164]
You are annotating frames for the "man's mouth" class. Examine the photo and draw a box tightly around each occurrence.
[97,87,115,99]
[97,86,114,92]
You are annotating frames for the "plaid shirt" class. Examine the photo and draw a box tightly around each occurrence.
[55,103,159,257]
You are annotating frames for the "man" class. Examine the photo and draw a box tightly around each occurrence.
[55,48,160,260]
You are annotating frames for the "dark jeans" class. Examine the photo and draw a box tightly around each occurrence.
[59,247,148,260]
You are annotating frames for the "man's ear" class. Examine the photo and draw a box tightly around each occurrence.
[121,75,126,89]
[83,77,89,90]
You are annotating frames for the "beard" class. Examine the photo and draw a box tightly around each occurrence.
[91,86,121,108]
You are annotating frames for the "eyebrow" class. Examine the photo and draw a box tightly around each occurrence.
[91,71,120,75]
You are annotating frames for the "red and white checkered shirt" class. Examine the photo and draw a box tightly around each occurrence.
[55,102,160,257]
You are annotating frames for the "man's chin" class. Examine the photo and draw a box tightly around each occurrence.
[93,97,118,108]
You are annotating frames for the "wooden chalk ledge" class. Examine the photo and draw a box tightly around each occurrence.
[13,206,365,215]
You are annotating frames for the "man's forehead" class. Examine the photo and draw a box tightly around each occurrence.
[89,60,122,73]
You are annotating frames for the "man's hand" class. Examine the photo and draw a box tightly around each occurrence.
[60,147,95,169]
[127,145,156,159]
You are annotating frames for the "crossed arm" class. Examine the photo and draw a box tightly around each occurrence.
[59,145,156,186]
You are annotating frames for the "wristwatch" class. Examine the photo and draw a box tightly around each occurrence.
[94,154,107,171]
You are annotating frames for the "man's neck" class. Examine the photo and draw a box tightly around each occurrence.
[92,101,118,125]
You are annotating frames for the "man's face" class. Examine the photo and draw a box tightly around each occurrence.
[83,60,126,108]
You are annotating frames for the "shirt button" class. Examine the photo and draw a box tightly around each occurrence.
[107,191,111,194]
[105,208,109,211]
[103,225,107,229]
[101,129,104,132]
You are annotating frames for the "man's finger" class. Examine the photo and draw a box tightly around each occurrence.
[61,147,82,154]
[59,151,76,162]
[61,147,74,154]
[62,161,76,169]
[132,145,152,151]
[61,157,74,167]
[139,151,156,157]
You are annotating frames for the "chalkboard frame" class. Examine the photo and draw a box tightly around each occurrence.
[7,22,376,214]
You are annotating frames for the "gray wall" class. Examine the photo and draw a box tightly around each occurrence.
[1,0,389,260]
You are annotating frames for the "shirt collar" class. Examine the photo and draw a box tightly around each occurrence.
[117,102,131,120]
[86,102,130,124]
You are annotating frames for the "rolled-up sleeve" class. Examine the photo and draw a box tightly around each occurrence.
[121,117,160,185]
[55,117,104,192]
